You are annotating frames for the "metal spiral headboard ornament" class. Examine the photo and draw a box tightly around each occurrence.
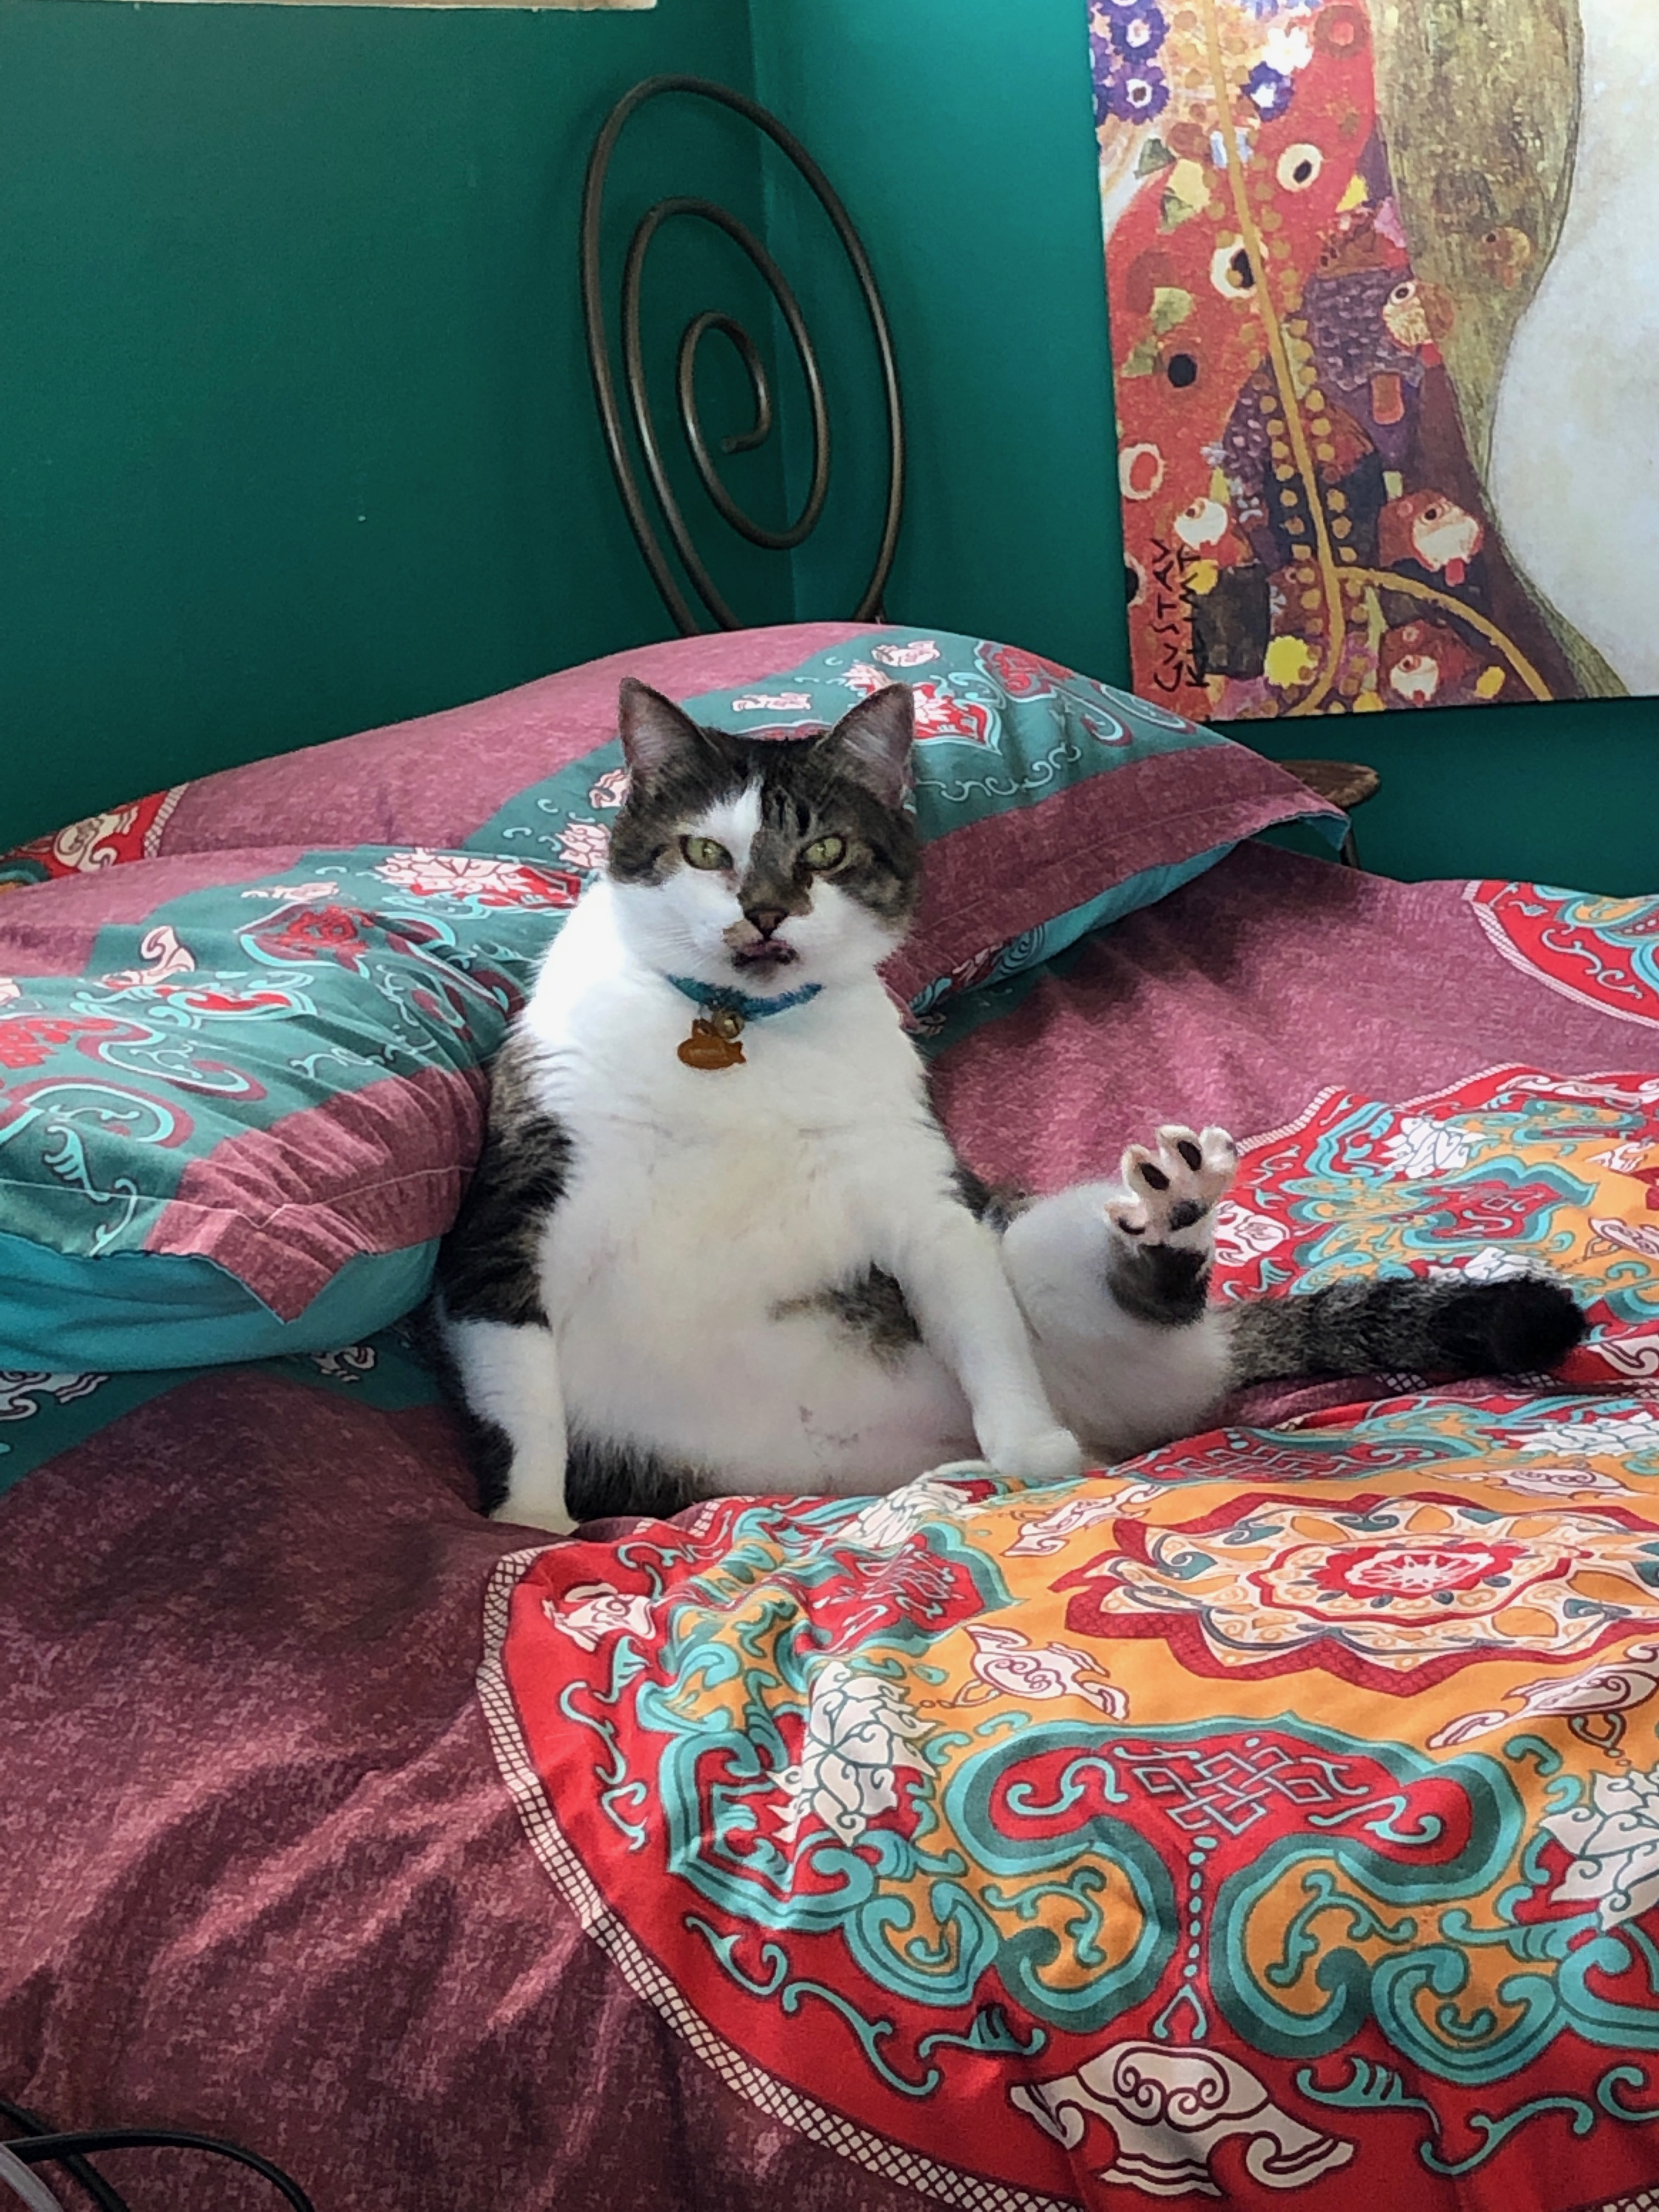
[580,75,905,635]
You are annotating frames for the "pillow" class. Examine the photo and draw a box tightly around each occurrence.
[1,626,1345,1018]
[0,626,1343,1370]
[0,844,577,1368]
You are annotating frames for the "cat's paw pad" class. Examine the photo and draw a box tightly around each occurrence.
[981,1423,1086,1486]
[1112,1124,1237,1243]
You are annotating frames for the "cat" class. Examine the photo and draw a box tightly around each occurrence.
[434,676,1583,1532]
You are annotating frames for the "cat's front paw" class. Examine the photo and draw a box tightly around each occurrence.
[980,1421,1086,1486]
[1113,1124,1237,1245]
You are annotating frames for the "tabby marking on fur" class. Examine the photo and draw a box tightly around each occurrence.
[435,679,1583,1530]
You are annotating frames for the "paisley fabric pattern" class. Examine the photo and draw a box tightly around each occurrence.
[0,845,579,1365]
[1467,885,1659,1033]
[488,1062,1659,2210]
[0,628,1344,1020]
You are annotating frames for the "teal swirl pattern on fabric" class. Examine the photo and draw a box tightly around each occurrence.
[0,844,583,1367]
[1468,884,1659,1031]
[489,1363,1659,2208]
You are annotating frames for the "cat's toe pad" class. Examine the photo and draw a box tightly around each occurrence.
[1112,1124,1237,1243]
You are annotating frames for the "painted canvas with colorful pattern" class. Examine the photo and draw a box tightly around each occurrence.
[1091,0,1652,719]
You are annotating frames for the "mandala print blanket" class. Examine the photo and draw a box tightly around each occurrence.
[489,1058,1659,2211]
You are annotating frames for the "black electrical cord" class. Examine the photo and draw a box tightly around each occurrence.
[1,2126,313,2212]
[0,2104,126,2212]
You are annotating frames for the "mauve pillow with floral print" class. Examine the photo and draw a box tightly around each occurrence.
[0,626,1340,1370]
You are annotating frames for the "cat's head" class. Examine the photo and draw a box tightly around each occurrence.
[605,679,921,993]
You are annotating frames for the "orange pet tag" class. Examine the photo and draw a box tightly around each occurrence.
[678,1014,746,1071]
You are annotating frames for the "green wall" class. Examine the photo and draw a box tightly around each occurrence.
[0,0,761,848]
[751,0,1659,891]
[2,0,1653,886]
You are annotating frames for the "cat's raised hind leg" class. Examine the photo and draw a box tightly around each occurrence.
[1105,1124,1238,1324]
[1001,1123,1240,1462]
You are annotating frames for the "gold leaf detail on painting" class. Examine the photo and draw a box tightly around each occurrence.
[1167,157,1210,208]
[1265,636,1318,689]
[1159,189,1199,232]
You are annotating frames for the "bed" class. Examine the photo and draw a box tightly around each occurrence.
[6,82,1659,2212]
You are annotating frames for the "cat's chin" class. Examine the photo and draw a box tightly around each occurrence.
[730,944,801,984]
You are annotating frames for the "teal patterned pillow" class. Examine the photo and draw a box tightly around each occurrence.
[0,846,577,1368]
[1,625,1344,1023]
[0,625,1342,1372]
[453,629,1345,1013]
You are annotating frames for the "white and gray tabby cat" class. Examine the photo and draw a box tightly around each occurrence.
[435,678,1583,1532]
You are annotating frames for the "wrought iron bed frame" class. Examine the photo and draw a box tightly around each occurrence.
[580,75,905,635]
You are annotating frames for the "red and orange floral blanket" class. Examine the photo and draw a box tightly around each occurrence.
[491,1053,1659,2210]
[7,847,1659,2212]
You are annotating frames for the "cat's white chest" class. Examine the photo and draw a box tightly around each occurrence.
[518,901,931,1316]
[553,1081,879,1310]
[537,1025,946,1473]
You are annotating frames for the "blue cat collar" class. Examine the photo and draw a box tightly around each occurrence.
[665,974,823,1023]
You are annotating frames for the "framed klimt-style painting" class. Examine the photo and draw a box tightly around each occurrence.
[1091,0,1654,719]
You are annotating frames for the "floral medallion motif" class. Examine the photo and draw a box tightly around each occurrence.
[1466,884,1659,1031]
[1215,1064,1659,1389]
[371,849,583,909]
[1059,1491,1659,1686]
[487,1376,1659,2210]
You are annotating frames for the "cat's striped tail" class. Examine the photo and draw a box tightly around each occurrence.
[1226,1273,1585,1390]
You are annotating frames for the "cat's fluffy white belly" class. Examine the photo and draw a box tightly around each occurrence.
[544,1124,978,1488]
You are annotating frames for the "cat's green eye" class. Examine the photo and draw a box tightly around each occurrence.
[804,834,847,870]
[680,834,733,871]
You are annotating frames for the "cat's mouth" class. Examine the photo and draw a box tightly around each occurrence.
[730,940,800,978]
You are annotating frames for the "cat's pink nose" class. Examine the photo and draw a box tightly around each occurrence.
[744,907,787,939]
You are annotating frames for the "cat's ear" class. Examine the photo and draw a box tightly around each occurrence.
[820,685,914,810]
[617,679,707,782]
